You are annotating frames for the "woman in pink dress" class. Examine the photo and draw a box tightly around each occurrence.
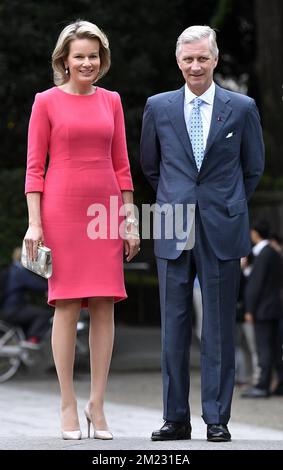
[24,20,140,440]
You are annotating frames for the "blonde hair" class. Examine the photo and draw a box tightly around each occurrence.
[176,25,219,58]
[52,20,111,85]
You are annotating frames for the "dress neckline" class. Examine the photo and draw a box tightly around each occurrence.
[55,86,98,97]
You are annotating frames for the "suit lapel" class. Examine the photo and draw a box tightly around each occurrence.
[164,84,232,174]
[204,85,232,157]
[165,86,198,171]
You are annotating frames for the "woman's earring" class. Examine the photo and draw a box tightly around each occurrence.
[65,68,69,75]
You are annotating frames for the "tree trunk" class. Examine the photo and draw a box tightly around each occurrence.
[254,0,283,177]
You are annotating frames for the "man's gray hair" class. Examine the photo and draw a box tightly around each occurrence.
[176,25,219,58]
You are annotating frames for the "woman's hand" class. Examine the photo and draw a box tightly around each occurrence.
[24,224,44,261]
[120,193,140,262]
[124,236,140,262]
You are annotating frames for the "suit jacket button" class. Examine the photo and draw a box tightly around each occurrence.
[196,181,200,186]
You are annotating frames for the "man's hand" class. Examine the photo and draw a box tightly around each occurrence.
[244,312,254,324]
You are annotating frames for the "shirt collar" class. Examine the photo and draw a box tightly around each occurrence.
[252,239,269,256]
[184,81,215,105]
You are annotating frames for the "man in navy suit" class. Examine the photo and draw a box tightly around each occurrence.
[241,221,283,398]
[140,25,264,442]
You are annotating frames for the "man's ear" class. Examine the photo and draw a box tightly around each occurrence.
[176,56,182,70]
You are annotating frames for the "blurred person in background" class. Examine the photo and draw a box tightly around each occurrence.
[235,254,260,386]
[1,247,52,348]
[241,221,283,398]
[270,233,283,255]
[193,276,202,342]
[269,233,283,395]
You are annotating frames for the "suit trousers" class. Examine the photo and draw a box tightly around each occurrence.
[156,209,240,424]
[3,304,53,340]
[254,319,283,391]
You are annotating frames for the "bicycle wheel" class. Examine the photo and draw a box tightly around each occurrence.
[0,321,25,382]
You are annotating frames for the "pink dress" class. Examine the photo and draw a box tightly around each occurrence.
[25,87,134,307]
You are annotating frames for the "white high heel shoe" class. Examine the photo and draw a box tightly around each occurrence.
[61,429,82,440]
[84,404,113,440]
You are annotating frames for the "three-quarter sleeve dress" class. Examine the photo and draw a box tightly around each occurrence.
[25,87,134,307]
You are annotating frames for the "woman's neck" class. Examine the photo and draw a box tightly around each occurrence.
[59,82,96,95]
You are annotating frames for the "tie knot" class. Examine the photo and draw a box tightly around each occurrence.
[193,97,202,109]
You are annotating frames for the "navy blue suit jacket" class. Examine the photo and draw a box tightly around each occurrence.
[245,245,283,321]
[140,84,265,260]
[3,261,47,313]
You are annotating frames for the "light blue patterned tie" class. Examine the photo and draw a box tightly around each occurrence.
[189,97,204,171]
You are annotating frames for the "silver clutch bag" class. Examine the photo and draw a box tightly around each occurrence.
[21,240,52,279]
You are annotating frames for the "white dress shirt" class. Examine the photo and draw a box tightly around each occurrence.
[252,239,269,257]
[184,81,215,150]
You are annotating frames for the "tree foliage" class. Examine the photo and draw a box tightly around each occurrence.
[0,0,264,173]
[254,0,283,176]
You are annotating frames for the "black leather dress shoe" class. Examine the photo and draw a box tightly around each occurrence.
[151,421,191,441]
[207,424,231,442]
[241,387,269,398]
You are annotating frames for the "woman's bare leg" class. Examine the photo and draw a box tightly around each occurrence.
[51,299,81,431]
[87,297,114,430]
